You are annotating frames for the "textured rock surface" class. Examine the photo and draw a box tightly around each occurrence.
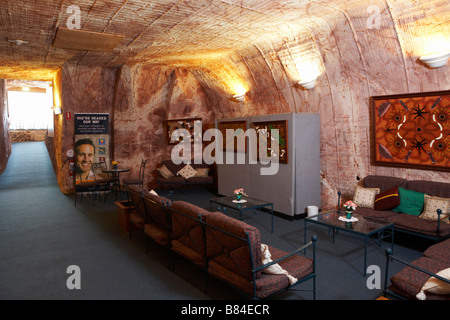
[0,79,11,175]
[10,130,46,142]
[57,64,117,193]
[1,0,448,209]
[113,65,213,189]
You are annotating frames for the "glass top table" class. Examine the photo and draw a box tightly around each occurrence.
[304,210,394,275]
[210,196,274,233]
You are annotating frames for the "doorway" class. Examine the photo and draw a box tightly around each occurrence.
[7,79,54,143]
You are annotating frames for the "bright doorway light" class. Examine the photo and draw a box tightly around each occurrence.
[7,81,53,130]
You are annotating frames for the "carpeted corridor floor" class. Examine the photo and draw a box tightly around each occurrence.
[0,141,429,300]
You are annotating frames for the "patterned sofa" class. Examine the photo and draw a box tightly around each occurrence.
[126,185,317,299]
[384,238,450,300]
[156,159,215,189]
[350,175,450,241]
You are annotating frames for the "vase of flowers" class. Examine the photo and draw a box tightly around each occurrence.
[343,200,357,219]
[234,188,246,201]
[112,160,119,170]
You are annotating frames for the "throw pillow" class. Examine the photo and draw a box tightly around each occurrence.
[194,167,210,177]
[157,165,174,179]
[353,185,380,209]
[420,195,450,224]
[177,164,198,179]
[393,187,425,216]
[261,244,297,285]
[374,186,400,211]
[416,267,450,300]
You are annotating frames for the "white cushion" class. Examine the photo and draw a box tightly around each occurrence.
[416,267,450,300]
[420,195,450,224]
[260,244,297,285]
[353,185,380,209]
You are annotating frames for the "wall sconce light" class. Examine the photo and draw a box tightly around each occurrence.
[231,93,246,102]
[419,51,450,68]
[298,77,317,90]
[52,106,62,114]
[8,39,29,46]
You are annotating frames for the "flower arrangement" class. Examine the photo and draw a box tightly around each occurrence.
[234,188,247,200]
[343,200,357,219]
[112,160,120,169]
[343,200,357,212]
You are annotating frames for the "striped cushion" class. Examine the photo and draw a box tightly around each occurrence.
[374,186,400,211]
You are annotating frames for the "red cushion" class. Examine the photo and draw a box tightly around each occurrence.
[374,186,400,211]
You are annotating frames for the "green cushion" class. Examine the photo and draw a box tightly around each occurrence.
[393,187,425,216]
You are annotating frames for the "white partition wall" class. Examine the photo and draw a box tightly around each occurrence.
[216,113,320,218]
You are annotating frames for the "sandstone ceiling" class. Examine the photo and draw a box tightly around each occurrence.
[0,0,449,81]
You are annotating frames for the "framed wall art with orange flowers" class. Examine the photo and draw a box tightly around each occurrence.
[370,90,449,172]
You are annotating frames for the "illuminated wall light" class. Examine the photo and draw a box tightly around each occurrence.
[294,57,321,90]
[21,87,30,92]
[415,33,450,68]
[298,78,317,90]
[419,51,450,68]
[231,93,246,102]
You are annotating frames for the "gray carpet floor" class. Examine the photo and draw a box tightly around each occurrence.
[0,141,428,301]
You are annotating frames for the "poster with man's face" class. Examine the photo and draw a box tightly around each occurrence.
[74,114,109,184]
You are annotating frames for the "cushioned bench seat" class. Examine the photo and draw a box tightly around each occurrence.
[390,256,449,300]
[157,159,215,188]
[385,238,450,300]
[350,175,450,241]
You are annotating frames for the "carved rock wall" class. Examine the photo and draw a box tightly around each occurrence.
[113,64,213,189]
[189,12,450,210]
[57,64,117,193]
[0,79,11,175]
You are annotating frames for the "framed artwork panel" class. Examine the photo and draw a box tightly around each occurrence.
[370,90,449,171]
[251,120,288,164]
[165,117,202,145]
[217,120,247,152]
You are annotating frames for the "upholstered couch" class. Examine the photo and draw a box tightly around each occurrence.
[156,159,215,189]
[384,238,450,300]
[126,185,317,300]
[203,211,317,299]
[347,175,450,241]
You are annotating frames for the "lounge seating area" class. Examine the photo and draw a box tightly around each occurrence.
[126,185,317,300]
[1,142,449,303]
[1,1,449,308]
[349,175,450,241]
[156,159,216,190]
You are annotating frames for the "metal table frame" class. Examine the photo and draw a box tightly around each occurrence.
[210,196,274,233]
[304,210,394,276]
[102,168,130,199]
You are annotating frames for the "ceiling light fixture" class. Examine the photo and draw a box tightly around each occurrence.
[8,39,29,46]
[419,51,450,68]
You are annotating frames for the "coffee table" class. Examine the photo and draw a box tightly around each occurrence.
[210,196,274,233]
[304,210,394,275]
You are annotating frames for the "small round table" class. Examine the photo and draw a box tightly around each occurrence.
[102,168,130,199]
